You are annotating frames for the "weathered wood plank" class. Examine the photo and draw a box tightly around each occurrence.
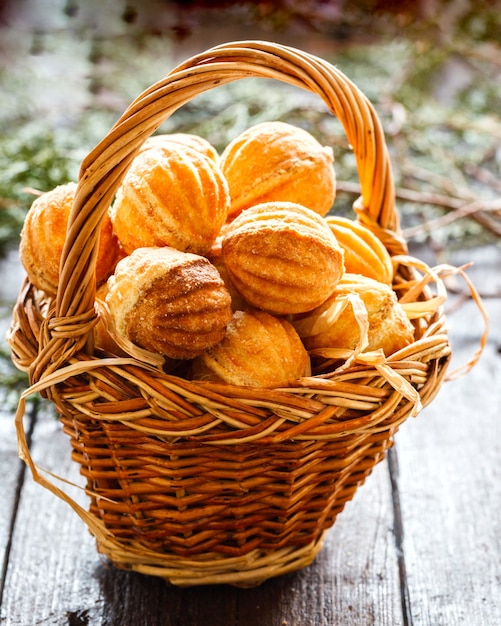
[395,244,501,626]
[0,248,31,598]
[0,411,25,595]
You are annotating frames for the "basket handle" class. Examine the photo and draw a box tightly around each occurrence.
[56,40,407,322]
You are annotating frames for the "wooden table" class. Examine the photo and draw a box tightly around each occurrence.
[1,242,499,626]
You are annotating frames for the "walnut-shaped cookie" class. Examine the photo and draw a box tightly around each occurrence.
[192,308,310,388]
[111,142,229,256]
[221,201,345,315]
[19,182,120,296]
[326,216,393,284]
[220,120,336,219]
[297,273,414,357]
[105,247,232,360]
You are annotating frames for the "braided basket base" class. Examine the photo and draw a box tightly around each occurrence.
[97,525,328,588]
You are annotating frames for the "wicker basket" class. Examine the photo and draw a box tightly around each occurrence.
[8,41,480,587]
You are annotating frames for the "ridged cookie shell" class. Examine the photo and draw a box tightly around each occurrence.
[221,202,345,315]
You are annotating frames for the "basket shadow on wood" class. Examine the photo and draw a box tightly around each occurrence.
[7,41,452,587]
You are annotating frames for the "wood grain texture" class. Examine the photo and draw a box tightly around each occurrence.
[0,250,31,583]
[394,245,501,626]
[0,411,25,595]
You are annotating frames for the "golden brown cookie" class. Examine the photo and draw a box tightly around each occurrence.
[105,247,232,360]
[326,216,393,284]
[111,142,229,255]
[221,201,345,315]
[220,120,336,219]
[297,273,414,356]
[19,182,120,296]
[192,308,310,387]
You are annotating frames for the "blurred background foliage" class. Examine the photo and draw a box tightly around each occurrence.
[1,0,500,256]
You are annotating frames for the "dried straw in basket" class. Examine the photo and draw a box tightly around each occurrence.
[7,40,487,587]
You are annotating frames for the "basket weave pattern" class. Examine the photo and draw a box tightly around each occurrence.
[8,41,452,586]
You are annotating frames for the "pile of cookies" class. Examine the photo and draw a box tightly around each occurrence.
[19,121,415,388]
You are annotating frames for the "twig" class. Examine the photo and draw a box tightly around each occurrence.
[402,198,501,239]
[336,181,501,238]
[464,162,501,194]
[23,187,44,197]
[336,180,463,210]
